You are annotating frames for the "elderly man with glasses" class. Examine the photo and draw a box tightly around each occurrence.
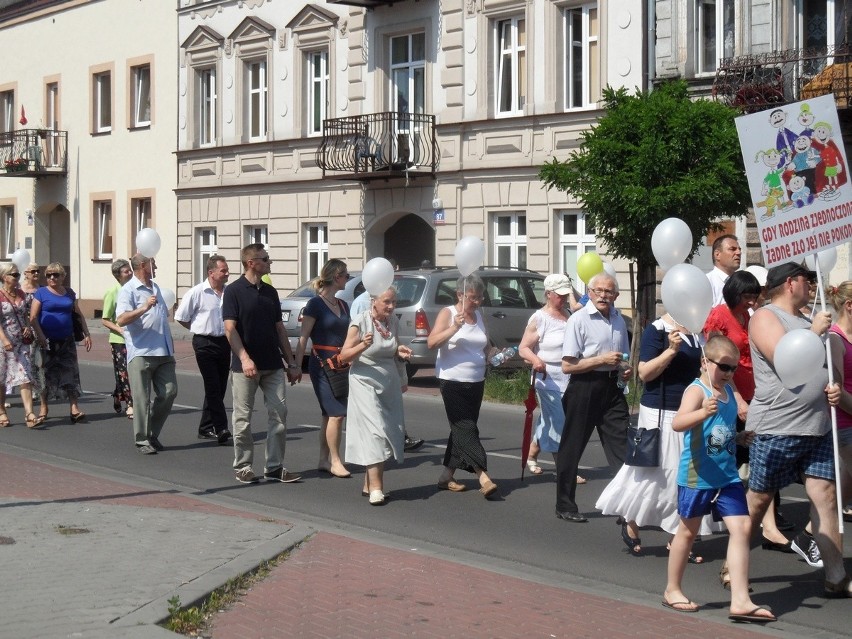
[555,272,630,522]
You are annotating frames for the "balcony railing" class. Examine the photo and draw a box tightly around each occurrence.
[713,45,852,113]
[0,129,68,177]
[317,112,436,180]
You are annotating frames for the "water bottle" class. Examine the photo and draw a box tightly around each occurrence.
[616,352,630,393]
[490,346,517,367]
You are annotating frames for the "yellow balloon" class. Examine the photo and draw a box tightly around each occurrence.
[577,252,604,285]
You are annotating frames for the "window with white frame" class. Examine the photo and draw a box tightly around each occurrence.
[46,82,60,167]
[558,210,596,292]
[131,64,151,128]
[696,0,735,75]
[307,50,328,136]
[93,71,112,133]
[0,91,13,135]
[95,201,113,259]
[246,59,267,140]
[495,16,526,116]
[131,197,152,243]
[197,227,217,282]
[798,0,852,75]
[1,206,14,259]
[245,225,268,249]
[493,212,527,269]
[564,4,599,110]
[198,67,217,146]
[305,223,328,280]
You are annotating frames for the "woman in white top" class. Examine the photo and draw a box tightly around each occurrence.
[518,274,583,481]
[428,274,498,498]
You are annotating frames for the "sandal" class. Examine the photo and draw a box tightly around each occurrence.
[526,459,543,475]
[0,412,9,427]
[25,412,38,429]
[70,411,85,424]
[621,522,642,555]
[34,412,47,425]
[719,563,753,592]
[112,394,122,414]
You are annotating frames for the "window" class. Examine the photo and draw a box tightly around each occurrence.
[496,17,526,116]
[95,201,113,259]
[307,50,328,136]
[0,91,12,135]
[197,227,218,282]
[493,213,527,268]
[245,225,268,249]
[198,68,217,146]
[798,0,852,74]
[246,60,267,139]
[0,206,14,259]
[305,223,328,280]
[696,0,735,75]
[131,64,151,128]
[45,81,60,166]
[564,4,600,109]
[558,211,596,293]
[93,71,112,133]
[131,197,152,242]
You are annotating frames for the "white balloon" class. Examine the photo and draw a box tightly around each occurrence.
[602,262,617,278]
[774,329,825,389]
[660,263,714,334]
[804,247,838,276]
[136,228,161,258]
[744,264,768,286]
[361,258,395,296]
[160,287,176,309]
[454,236,485,277]
[652,218,693,271]
[11,249,31,271]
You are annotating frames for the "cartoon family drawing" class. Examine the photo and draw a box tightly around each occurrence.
[754,103,847,220]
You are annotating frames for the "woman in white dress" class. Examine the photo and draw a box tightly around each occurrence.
[596,313,720,558]
[340,286,412,506]
[517,273,584,482]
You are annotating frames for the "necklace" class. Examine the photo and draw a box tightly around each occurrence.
[371,312,391,339]
[320,293,340,313]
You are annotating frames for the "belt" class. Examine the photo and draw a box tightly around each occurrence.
[581,369,620,379]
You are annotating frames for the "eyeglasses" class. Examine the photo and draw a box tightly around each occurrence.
[707,358,738,374]
[590,288,616,297]
[251,256,271,263]
[8,272,20,278]
[46,273,62,278]
[464,294,484,303]
[25,269,39,274]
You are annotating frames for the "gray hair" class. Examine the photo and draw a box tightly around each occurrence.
[111,259,130,281]
[588,272,618,293]
[456,274,485,295]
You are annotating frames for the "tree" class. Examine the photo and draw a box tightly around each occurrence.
[539,80,751,329]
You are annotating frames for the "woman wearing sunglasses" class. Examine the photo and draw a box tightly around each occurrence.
[0,263,37,427]
[29,262,91,424]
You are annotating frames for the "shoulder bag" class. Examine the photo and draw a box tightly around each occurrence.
[625,336,663,467]
[314,345,349,401]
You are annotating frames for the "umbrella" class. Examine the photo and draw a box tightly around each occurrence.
[520,371,539,480]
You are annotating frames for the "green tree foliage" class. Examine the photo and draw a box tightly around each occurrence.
[539,80,751,325]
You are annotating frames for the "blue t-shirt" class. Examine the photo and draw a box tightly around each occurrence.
[304,295,350,354]
[34,287,75,340]
[639,320,702,411]
[678,379,738,490]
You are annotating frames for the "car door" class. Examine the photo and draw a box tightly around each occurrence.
[480,275,540,349]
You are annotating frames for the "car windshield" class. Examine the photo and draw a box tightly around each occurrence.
[288,283,316,298]
[393,275,427,307]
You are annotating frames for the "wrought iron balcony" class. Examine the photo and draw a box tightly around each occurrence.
[325,0,401,7]
[317,112,436,181]
[713,45,852,113]
[0,129,68,177]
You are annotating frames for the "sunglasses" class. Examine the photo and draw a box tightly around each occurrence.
[707,358,738,374]
[8,272,20,277]
[25,269,39,274]
[46,273,62,278]
[252,256,271,263]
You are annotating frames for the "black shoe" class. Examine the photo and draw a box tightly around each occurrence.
[149,436,164,452]
[198,431,217,440]
[775,511,795,531]
[761,536,794,553]
[555,509,588,523]
[217,429,232,445]
[404,436,424,451]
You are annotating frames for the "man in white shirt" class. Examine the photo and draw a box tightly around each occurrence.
[706,234,742,306]
[175,255,232,444]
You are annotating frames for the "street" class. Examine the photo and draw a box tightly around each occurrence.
[1,349,851,638]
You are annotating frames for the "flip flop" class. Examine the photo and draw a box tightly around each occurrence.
[526,459,543,475]
[728,606,776,623]
[661,600,699,613]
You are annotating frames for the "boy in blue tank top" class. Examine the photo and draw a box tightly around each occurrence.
[663,335,775,623]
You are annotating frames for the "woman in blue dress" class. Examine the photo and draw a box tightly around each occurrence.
[296,259,351,477]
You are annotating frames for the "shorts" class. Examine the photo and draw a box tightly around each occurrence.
[748,432,835,493]
[678,483,748,520]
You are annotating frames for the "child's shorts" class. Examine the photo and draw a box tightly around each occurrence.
[678,482,748,520]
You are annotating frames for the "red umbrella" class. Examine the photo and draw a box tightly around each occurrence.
[19,105,27,126]
[520,371,539,480]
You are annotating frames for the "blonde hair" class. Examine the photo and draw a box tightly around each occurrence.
[311,259,347,292]
[704,334,739,361]
[827,281,852,312]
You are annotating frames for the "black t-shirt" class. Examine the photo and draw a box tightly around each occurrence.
[221,275,283,372]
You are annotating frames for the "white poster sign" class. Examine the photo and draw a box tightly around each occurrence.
[735,94,852,266]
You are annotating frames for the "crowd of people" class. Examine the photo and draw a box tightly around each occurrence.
[3,237,850,622]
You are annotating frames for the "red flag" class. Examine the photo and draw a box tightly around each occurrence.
[19,105,27,126]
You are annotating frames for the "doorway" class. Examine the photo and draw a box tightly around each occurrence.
[384,214,434,269]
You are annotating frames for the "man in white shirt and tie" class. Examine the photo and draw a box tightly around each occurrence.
[706,234,742,307]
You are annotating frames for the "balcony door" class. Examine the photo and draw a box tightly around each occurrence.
[798,0,851,74]
[390,33,425,167]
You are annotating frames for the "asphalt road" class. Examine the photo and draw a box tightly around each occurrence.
[2,359,851,637]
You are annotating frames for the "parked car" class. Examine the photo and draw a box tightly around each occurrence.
[389,266,547,374]
[280,272,364,361]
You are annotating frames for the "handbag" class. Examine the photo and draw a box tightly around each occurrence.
[625,359,663,467]
[319,353,350,401]
[72,312,86,342]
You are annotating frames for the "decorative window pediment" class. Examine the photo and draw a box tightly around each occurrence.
[288,4,339,46]
[229,16,275,44]
[182,25,224,52]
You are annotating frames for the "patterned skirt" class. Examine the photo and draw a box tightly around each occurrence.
[439,379,487,473]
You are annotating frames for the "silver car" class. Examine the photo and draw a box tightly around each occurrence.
[280,272,364,361]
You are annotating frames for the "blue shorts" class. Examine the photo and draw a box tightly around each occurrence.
[678,483,748,520]
[748,432,835,493]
